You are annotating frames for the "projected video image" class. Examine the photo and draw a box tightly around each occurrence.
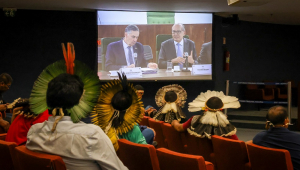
[97,11,213,80]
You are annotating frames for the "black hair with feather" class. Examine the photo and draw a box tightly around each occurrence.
[111,72,132,128]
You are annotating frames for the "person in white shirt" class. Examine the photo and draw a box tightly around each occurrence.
[27,44,128,170]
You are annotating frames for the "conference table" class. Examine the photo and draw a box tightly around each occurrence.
[98,68,212,80]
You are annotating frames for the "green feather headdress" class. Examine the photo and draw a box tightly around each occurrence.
[29,43,100,123]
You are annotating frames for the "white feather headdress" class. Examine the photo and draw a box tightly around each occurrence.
[188,90,240,112]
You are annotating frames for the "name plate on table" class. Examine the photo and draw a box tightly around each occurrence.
[192,64,212,75]
[119,67,142,78]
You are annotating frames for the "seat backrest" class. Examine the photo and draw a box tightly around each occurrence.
[183,132,203,155]
[0,126,5,134]
[143,45,153,61]
[117,139,160,170]
[247,142,293,170]
[246,84,258,89]
[0,140,17,170]
[0,133,7,140]
[14,145,66,170]
[100,37,123,71]
[161,123,186,153]
[139,116,150,127]
[156,34,189,63]
[156,148,214,170]
[211,135,249,170]
[148,118,168,148]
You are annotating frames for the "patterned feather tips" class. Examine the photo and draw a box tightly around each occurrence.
[91,75,144,150]
[188,90,240,112]
[30,60,101,122]
[61,42,75,75]
[155,84,187,108]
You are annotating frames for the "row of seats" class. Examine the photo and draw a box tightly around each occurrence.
[0,133,66,170]
[140,116,294,170]
[117,139,214,170]
[0,123,294,170]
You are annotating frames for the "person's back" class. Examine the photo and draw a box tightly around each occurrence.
[27,116,125,170]
[26,45,127,170]
[6,107,49,145]
[253,106,300,170]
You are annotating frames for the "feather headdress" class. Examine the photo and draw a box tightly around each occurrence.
[188,90,240,112]
[187,90,240,139]
[29,43,101,123]
[91,72,143,150]
[153,84,187,123]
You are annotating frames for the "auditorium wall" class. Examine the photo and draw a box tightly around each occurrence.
[1,10,300,119]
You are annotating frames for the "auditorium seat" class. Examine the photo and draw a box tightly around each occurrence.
[161,122,187,153]
[0,133,7,140]
[148,118,168,148]
[247,142,293,170]
[139,116,150,127]
[0,126,5,134]
[264,81,288,100]
[117,139,160,170]
[211,135,250,170]
[182,132,215,164]
[156,148,214,170]
[0,140,17,170]
[245,84,274,101]
[14,145,66,170]
[100,37,123,71]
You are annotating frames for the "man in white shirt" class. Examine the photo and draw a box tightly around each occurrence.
[27,73,128,170]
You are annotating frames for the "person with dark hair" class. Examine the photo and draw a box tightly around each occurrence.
[171,90,240,140]
[158,23,198,69]
[153,84,187,124]
[5,98,50,145]
[105,24,158,71]
[91,73,148,151]
[26,43,128,170]
[134,84,157,117]
[134,84,156,145]
[253,106,300,170]
[0,73,13,132]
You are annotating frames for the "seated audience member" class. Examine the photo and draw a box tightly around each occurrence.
[253,106,300,170]
[27,43,127,170]
[153,84,187,124]
[5,99,49,145]
[134,84,157,117]
[91,73,148,150]
[105,24,158,71]
[0,73,13,131]
[172,90,240,140]
[134,84,156,144]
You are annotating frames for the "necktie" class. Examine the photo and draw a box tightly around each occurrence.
[177,43,183,68]
[127,46,134,65]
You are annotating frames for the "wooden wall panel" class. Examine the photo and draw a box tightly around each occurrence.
[98,24,212,62]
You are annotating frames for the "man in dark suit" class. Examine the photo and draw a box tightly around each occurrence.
[198,41,212,64]
[105,25,158,71]
[158,23,197,69]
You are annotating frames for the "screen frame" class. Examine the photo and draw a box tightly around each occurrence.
[96,10,215,82]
